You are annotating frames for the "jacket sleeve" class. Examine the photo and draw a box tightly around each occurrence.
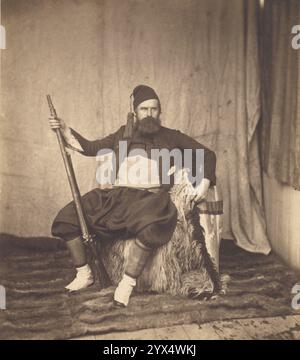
[173,129,217,186]
[62,126,123,157]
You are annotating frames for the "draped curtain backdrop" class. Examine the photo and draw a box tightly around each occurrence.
[1,0,270,254]
[260,0,300,190]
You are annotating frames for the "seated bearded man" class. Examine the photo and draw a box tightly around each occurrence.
[48,85,217,307]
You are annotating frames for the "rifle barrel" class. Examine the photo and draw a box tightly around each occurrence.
[46,95,110,288]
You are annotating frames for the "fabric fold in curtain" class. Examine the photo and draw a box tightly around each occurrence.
[260,0,300,190]
[88,0,271,254]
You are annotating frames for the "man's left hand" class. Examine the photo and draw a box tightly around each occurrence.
[191,178,211,204]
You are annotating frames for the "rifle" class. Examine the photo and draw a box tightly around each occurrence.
[46,95,111,289]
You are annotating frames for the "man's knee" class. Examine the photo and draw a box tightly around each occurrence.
[51,202,81,241]
[51,222,81,242]
[51,189,104,239]
[137,223,172,249]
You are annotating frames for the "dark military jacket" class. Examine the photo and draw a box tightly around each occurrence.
[69,124,216,189]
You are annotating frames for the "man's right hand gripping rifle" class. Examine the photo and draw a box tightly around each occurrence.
[48,116,84,153]
[48,116,66,130]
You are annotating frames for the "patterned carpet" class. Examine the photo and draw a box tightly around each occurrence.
[0,234,299,340]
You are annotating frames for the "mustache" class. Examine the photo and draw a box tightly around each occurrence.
[141,116,158,122]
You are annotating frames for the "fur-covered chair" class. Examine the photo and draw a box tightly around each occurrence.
[98,168,224,299]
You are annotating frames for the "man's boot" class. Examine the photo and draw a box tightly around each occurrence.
[65,236,94,291]
[114,239,152,307]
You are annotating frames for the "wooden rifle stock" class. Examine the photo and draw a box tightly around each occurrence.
[46,95,111,289]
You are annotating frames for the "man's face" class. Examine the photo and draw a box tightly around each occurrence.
[135,99,160,121]
[135,99,161,135]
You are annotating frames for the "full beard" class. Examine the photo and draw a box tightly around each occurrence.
[137,116,161,135]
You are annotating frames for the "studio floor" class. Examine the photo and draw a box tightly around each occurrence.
[1,235,300,340]
[74,315,300,340]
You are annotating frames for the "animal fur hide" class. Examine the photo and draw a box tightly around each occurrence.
[100,169,223,298]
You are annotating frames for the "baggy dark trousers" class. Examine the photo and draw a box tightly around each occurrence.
[51,187,178,248]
